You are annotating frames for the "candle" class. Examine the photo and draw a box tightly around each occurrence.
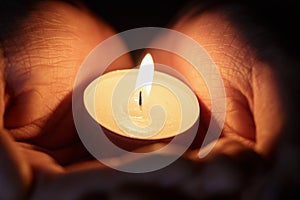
[84,53,200,151]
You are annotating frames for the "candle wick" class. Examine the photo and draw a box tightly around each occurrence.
[139,91,142,106]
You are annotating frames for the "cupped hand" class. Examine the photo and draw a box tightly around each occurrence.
[149,3,286,158]
[0,1,288,199]
[0,1,132,198]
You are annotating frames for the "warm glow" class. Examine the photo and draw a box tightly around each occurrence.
[135,53,154,95]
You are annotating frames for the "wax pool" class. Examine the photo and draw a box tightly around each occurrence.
[84,69,200,141]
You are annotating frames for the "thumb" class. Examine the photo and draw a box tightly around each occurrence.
[0,48,31,199]
[0,129,32,200]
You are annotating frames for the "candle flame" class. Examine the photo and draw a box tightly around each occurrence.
[135,53,154,95]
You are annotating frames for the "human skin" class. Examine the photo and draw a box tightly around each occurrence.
[0,1,132,199]
[149,4,286,159]
[0,1,286,199]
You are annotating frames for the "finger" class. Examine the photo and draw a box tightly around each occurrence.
[31,155,197,200]
[31,147,266,200]
[0,54,31,199]
[0,129,31,200]
[62,143,186,171]
[18,142,64,173]
[185,136,253,162]
[252,65,285,156]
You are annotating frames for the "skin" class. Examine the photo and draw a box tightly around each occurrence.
[0,1,132,199]
[0,1,286,199]
[149,5,285,159]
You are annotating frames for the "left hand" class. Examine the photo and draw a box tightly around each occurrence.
[0,1,132,198]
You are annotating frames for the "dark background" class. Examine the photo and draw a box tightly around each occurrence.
[79,0,188,31]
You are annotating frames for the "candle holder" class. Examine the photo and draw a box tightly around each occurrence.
[101,126,174,152]
[84,54,200,153]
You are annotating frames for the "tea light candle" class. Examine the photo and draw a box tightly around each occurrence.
[84,53,199,148]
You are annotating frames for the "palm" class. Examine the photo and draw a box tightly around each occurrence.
[1,1,131,171]
[0,2,286,199]
[150,6,285,157]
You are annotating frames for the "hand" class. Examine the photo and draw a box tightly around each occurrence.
[0,1,291,199]
[0,1,132,199]
[149,3,286,159]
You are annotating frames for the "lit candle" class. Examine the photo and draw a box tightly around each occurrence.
[84,53,199,150]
